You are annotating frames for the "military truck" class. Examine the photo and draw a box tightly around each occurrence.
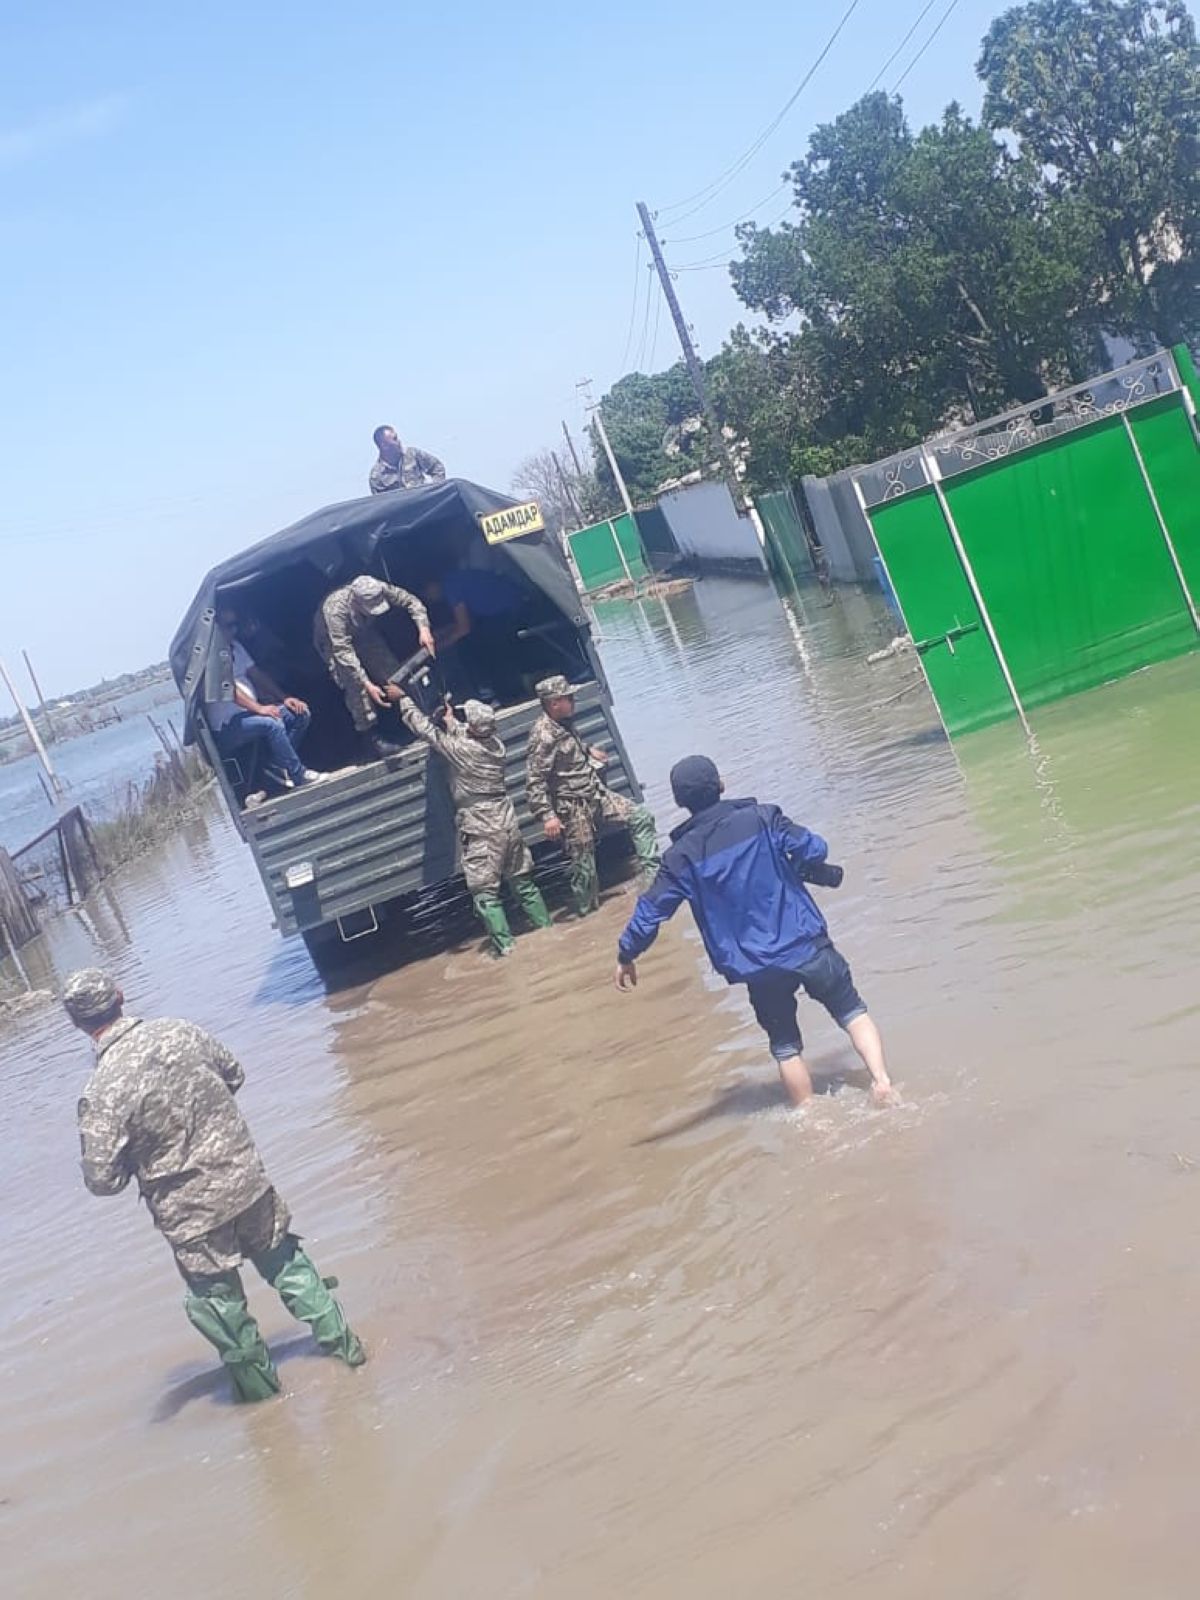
[170,480,644,970]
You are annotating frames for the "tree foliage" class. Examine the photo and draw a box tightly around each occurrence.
[580,0,1199,494]
[979,0,1200,347]
[590,363,711,505]
[510,449,577,536]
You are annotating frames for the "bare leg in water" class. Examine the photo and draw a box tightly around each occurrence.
[777,1015,897,1108]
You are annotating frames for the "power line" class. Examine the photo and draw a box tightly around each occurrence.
[648,288,663,368]
[868,0,940,91]
[893,0,962,90]
[617,233,644,373]
[634,262,655,370]
[656,0,863,225]
[670,196,798,272]
[662,180,791,247]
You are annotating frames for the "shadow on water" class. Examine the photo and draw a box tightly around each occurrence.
[634,1055,875,1145]
[151,1333,320,1423]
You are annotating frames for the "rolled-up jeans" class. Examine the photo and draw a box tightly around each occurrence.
[217,705,310,788]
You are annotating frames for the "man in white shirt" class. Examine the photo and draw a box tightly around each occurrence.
[208,607,326,801]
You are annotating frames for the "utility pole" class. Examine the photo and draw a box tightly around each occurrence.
[22,648,54,744]
[0,655,64,802]
[577,379,634,516]
[637,200,746,510]
[551,449,584,525]
[561,419,585,481]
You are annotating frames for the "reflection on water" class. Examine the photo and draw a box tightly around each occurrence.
[2,576,1198,1599]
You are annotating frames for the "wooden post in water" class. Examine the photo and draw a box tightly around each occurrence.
[60,806,102,901]
[0,847,40,950]
[0,655,64,802]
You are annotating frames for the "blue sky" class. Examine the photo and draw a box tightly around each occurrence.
[2,0,1189,694]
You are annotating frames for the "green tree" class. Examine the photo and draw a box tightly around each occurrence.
[727,93,1102,468]
[979,0,1200,346]
[592,364,711,503]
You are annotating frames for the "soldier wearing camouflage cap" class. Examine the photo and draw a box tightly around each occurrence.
[394,691,551,954]
[64,968,365,1403]
[525,676,659,916]
[313,574,436,759]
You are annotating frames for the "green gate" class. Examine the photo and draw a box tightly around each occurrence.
[566,514,649,593]
[854,347,1200,737]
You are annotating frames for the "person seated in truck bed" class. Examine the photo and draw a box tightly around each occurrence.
[207,607,328,803]
[420,566,532,703]
[312,575,436,761]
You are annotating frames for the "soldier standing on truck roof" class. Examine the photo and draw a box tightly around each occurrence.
[393,690,552,955]
[313,574,437,760]
[63,968,366,1405]
[368,425,446,495]
[525,675,660,917]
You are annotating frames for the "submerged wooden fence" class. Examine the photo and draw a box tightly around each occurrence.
[0,807,104,955]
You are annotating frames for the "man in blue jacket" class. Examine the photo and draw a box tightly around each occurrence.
[615,755,896,1107]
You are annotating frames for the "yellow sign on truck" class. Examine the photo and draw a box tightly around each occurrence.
[479,501,545,544]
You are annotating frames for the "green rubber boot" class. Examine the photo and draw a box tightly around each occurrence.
[259,1243,366,1366]
[472,889,514,955]
[627,805,660,877]
[569,849,600,916]
[184,1276,281,1403]
[511,873,551,930]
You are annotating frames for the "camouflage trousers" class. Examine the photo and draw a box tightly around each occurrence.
[460,819,534,894]
[316,632,401,733]
[171,1186,292,1285]
[558,790,659,916]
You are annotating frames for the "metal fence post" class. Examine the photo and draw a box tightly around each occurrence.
[1121,412,1200,633]
[921,447,1032,737]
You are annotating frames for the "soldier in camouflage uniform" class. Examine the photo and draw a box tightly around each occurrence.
[368,424,446,494]
[525,674,659,916]
[65,969,365,1404]
[396,692,551,954]
[313,574,436,756]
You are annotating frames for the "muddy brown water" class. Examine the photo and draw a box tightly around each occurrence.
[3,577,1199,1599]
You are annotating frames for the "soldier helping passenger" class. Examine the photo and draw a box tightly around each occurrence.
[393,689,552,955]
[313,575,437,760]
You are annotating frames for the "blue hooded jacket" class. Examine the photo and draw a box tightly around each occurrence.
[617,798,831,984]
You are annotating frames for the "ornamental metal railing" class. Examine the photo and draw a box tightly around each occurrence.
[852,350,1185,510]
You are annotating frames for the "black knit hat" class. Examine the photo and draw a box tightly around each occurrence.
[670,754,721,812]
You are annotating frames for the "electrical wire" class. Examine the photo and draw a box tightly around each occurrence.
[656,0,862,224]
[893,0,962,90]
[867,0,941,91]
[647,288,663,369]
[617,233,644,374]
[634,264,655,371]
[662,179,791,247]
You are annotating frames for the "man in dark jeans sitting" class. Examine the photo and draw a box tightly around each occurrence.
[207,608,328,805]
[614,755,897,1107]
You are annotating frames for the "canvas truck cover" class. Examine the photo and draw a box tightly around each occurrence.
[169,479,585,740]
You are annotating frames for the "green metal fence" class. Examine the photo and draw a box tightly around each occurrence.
[566,513,649,593]
[854,347,1200,737]
[756,487,813,585]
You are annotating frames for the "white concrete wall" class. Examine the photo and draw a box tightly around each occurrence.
[657,481,765,569]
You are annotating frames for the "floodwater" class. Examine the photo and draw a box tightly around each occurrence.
[3,576,1199,1598]
[0,680,184,853]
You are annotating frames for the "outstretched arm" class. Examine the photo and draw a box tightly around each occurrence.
[615,865,687,989]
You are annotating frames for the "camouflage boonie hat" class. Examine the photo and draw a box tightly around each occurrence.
[349,575,390,616]
[62,968,120,1025]
[463,699,497,734]
[536,674,573,702]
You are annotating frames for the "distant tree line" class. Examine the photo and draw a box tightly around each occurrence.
[521,0,1200,509]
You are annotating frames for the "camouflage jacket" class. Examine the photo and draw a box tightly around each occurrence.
[368,445,446,494]
[77,1016,271,1246]
[525,711,605,819]
[400,703,516,836]
[313,582,429,683]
